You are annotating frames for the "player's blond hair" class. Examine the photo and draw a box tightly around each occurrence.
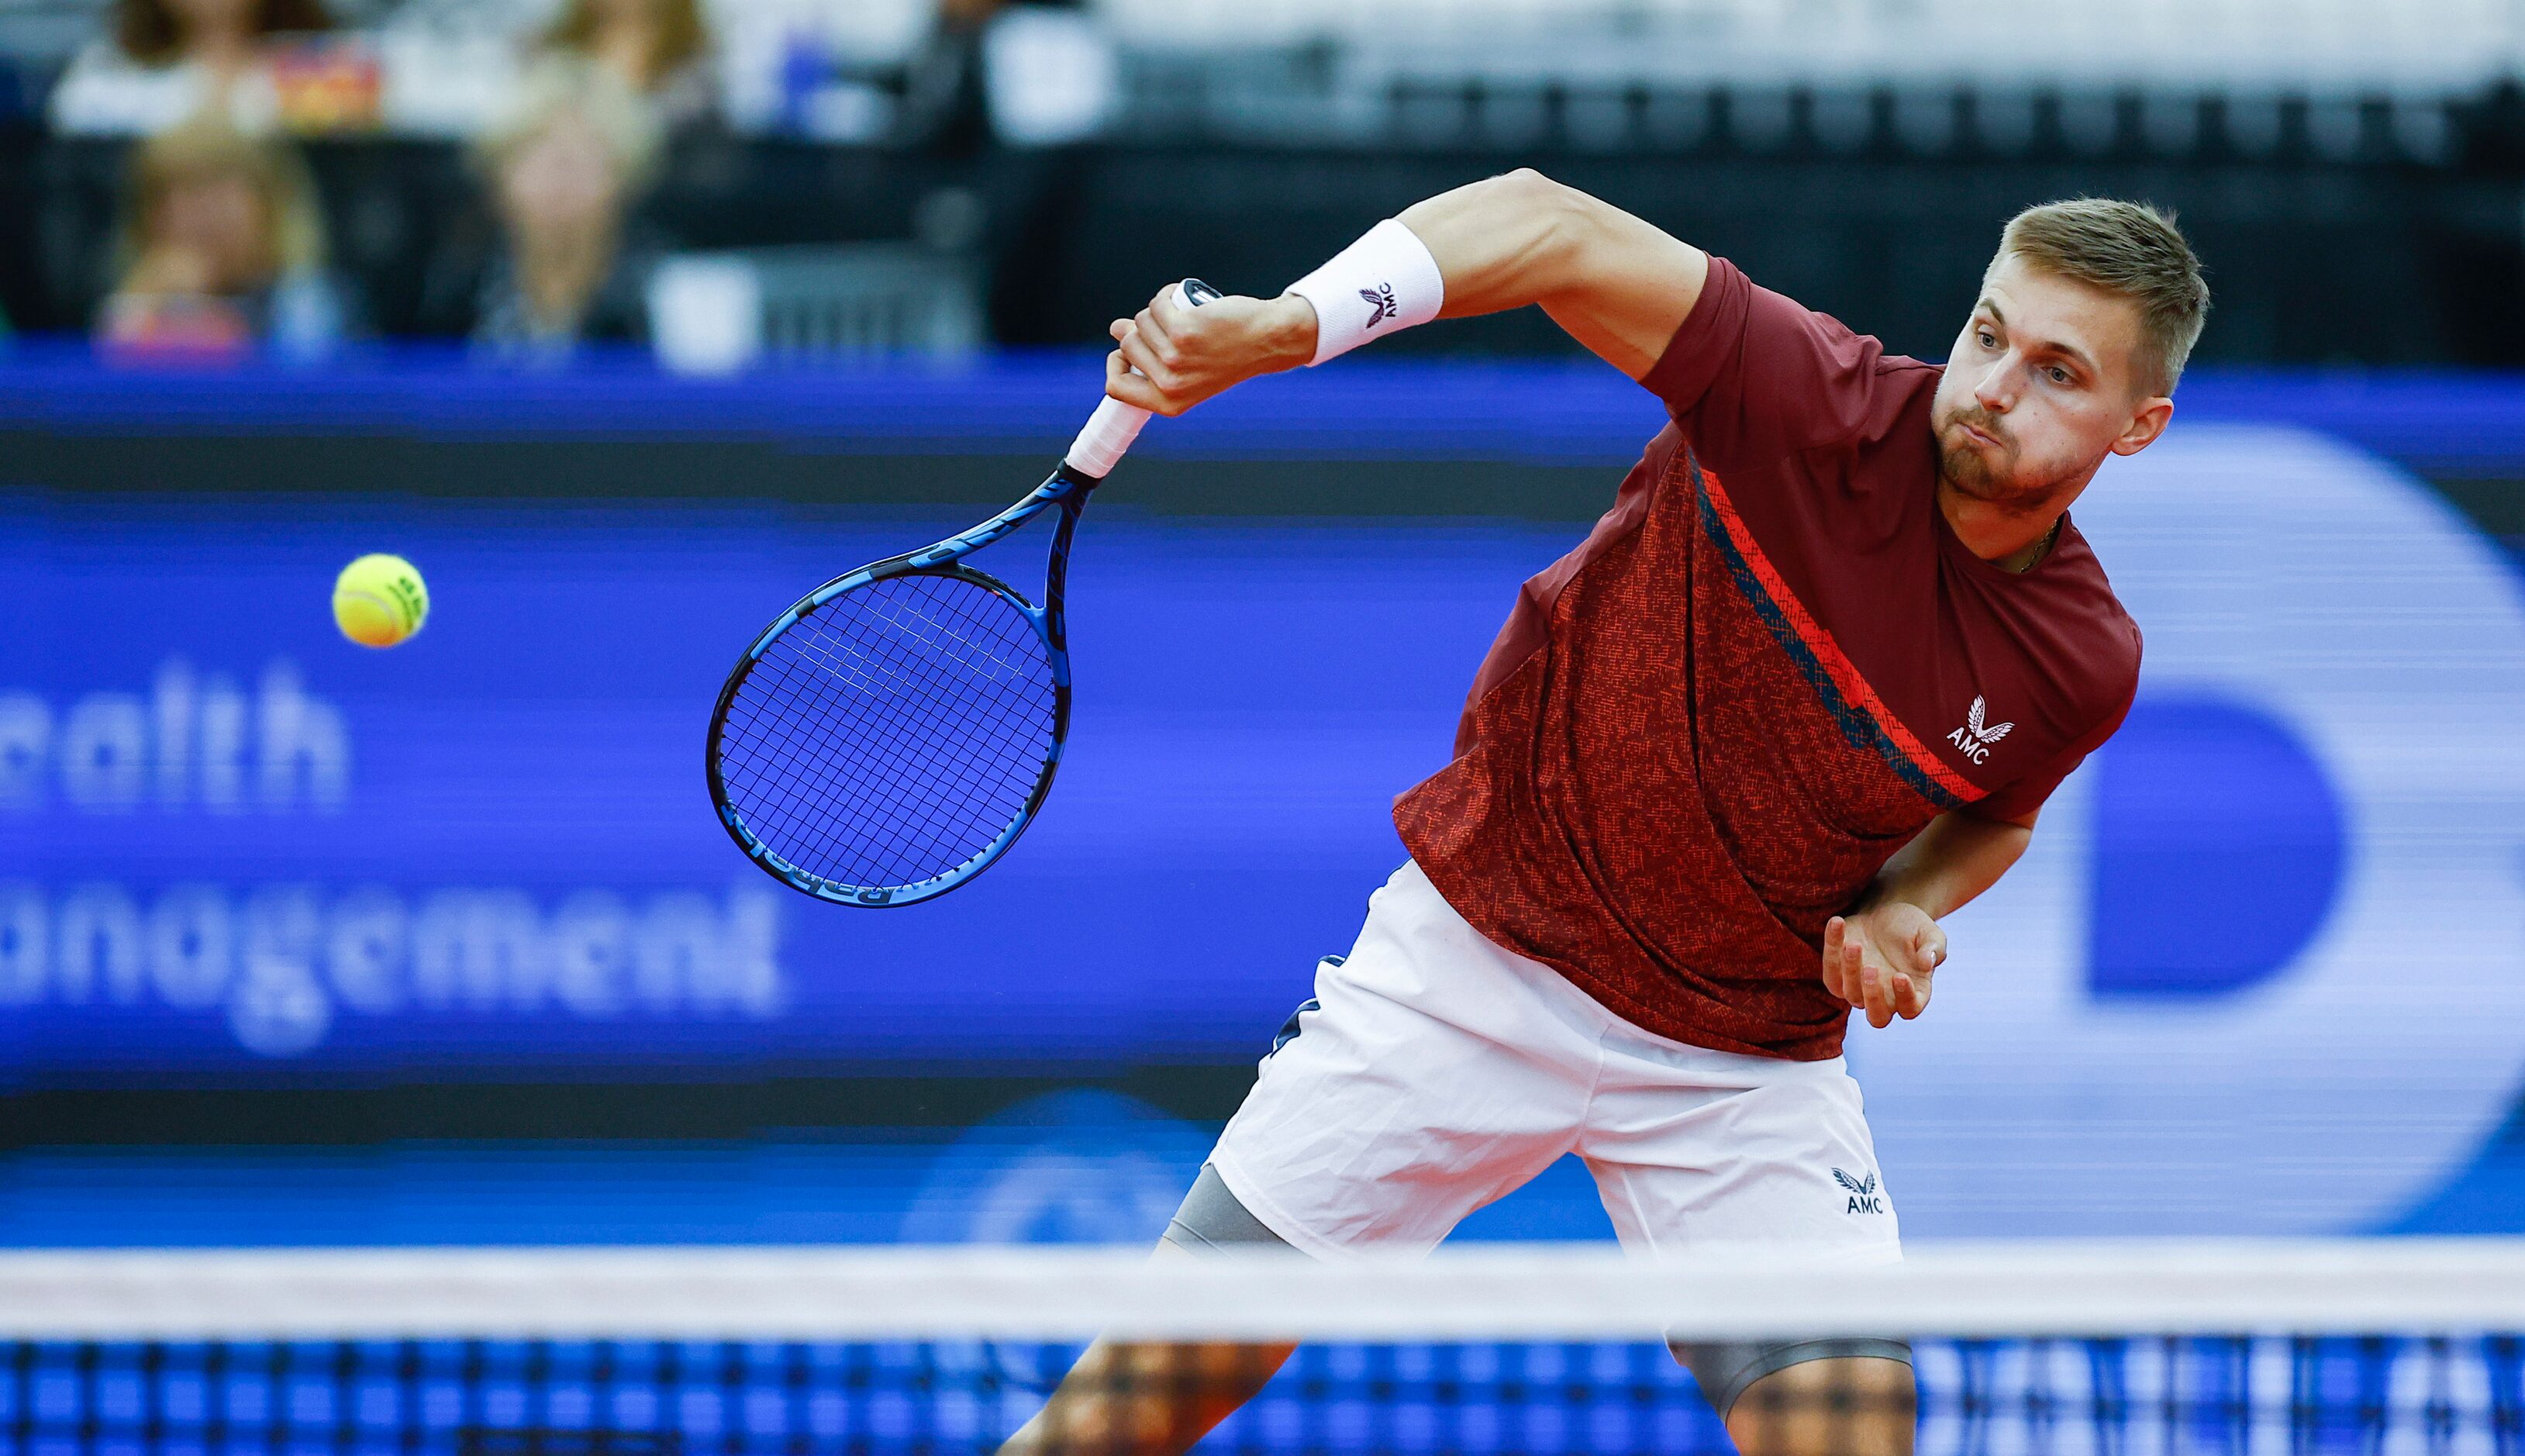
[1991,199,2209,396]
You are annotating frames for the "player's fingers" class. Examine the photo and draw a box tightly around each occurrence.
[1116,329,1188,401]
[1150,285,1226,364]
[1914,919,1948,973]
[1895,969,1930,1020]
[1861,957,1895,1028]
[1109,318,1132,344]
[1102,349,1169,412]
[1132,305,1185,374]
[1820,917,1847,998]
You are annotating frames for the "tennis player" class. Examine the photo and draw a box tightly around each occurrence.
[1007,175,2206,1456]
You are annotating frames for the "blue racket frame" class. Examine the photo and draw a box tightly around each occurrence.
[705,461,1097,908]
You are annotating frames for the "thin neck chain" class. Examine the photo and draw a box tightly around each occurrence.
[2012,515,2063,574]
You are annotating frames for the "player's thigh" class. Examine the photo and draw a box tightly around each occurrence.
[1580,1054,1899,1257]
[1207,865,1595,1256]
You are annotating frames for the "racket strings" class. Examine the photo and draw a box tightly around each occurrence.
[747,597,1045,878]
[716,573,1060,891]
[728,593,1047,885]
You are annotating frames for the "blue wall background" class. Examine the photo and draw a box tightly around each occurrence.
[3,354,2523,1247]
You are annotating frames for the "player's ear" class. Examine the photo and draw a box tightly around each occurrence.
[2109,395,2173,457]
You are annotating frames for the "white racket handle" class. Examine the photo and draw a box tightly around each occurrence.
[1063,279,1217,479]
[1064,396,1152,480]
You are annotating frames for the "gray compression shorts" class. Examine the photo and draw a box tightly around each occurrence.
[1160,1163,1912,1417]
[1161,1162,1292,1251]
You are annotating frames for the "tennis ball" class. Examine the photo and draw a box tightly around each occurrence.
[333,553,429,648]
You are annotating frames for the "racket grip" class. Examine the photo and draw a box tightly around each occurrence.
[1063,278,1220,480]
[1064,396,1153,479]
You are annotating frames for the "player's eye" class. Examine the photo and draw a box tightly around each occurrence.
[2048,366,2071,385]
[1978,329,1997,348]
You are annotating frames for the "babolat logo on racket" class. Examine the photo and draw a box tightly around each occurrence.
[1359,283,1399,328]
[1833,1168,1885,1214]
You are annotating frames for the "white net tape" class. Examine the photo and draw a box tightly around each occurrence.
[6,1240,2524,1342]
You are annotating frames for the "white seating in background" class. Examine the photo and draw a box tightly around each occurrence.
[1088,0,2524,97]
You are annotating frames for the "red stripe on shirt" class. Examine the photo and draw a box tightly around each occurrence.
[1699,465,1985,803]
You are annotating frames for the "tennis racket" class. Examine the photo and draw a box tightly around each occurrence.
[706,279,1221,906]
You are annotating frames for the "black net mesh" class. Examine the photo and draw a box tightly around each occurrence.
[715,573,1060,893]
[9,1335,2522,1456]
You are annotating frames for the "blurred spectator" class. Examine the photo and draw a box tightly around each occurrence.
[467,57,664,361]
[541,0,716,129]
[899,0,1002,157]
[50,0,333,137]
[899,1,1113,153]
[99,116,353,360]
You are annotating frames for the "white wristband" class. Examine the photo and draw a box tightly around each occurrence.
[1285,218,1444,366]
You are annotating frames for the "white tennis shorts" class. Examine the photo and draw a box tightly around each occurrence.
[1208,861,1902,1263]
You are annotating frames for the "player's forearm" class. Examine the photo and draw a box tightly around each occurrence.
[1103,172,1704,414]
[1392,170,1707,378]
[1863,811,2032,922]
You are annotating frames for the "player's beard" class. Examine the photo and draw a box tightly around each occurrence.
[1933,404,2045,505]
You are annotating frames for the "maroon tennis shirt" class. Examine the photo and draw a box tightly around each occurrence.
[1392,256,2140,1061]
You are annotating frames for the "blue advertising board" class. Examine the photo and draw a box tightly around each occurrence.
[3,360,2524,1240]
[0,497,1561,1075]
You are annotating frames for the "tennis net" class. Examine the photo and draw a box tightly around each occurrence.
[5,1243,2523,1456]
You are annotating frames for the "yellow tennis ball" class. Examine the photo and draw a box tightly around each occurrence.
[333,553,429,648]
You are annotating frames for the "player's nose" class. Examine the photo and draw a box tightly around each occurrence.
[1974,364,2019,413]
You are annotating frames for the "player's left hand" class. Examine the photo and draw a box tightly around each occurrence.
[1823,902,1945,1029]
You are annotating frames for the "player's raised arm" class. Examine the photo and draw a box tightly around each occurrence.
[1105,171,1706,415]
